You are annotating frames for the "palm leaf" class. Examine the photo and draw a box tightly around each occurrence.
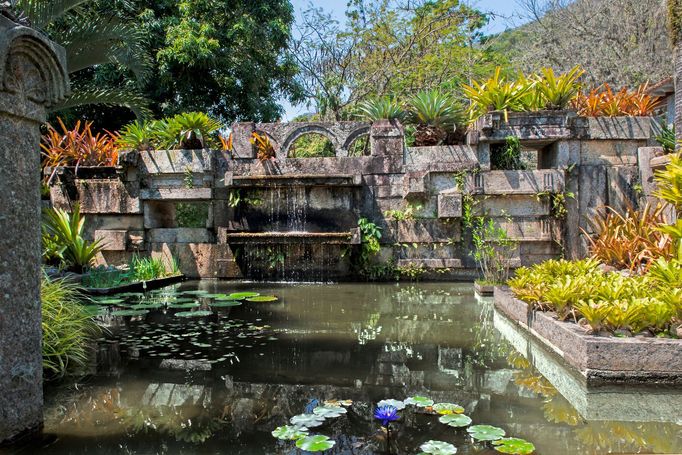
[52,86,153,119]
[15,0,90,29]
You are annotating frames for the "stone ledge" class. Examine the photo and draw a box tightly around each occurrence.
[148,228,213,244]
[138,149,214,174]
[494,286,682,384]
[397,219,460,243]
[473,170,565,195]
[397,258,462,269]
[140,188,212,201]
[650,153,674,172]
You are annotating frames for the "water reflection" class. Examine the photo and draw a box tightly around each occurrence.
[11,282,681,454]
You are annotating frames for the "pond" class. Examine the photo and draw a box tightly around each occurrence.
[22,282,682,453]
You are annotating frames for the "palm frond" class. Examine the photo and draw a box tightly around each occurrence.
[15,0,90,29]
[60,19,151,79]
[52,86,153,119]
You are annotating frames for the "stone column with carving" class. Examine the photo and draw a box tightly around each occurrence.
[0,15,69,444]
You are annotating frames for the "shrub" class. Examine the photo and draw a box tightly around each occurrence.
[462,67,535,122]
[129,255,168,282]
[491,136,525,170]
[41,274,98,378]
[170,112,222,149]
[116,120,157,151]
[407,90,463,146]
[117,112,223,151]
[471,217,517,285]
[41,118,119,182]
[356,97,404,122]
[572,83,662,117]
[584,204,674,271]
[653,121,676,154]
[654,153,682,211]
[43,204,105,273]
[534,66,585,110]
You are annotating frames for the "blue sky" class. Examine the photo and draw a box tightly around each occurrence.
[283,0,527,119]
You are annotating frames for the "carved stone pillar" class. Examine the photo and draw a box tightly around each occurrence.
[370,119,405,167]
[0,16,69,443]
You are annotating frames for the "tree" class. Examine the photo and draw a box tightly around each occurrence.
[512,0,671,88]
[668,0,682,141]
[14,0,151,117]
[291,0,501,121]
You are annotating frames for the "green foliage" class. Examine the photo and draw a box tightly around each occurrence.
[288,134,336,158]
[82,265,129,288]
[117,112,222,151]
[176,203,209,228]
[534,66,585,109]
[654,153,682,211]
[653,121,677,154]
[354,218,383,276]
[129,255,167,282]
[42,204,104,273]
[384,203,422,221]
[471,217,517,285]
[356,97,404,122]
[509,258,682,336]
[407,90,463,130]
[491,136,525,170]
[41,274,98,378]
[492,438,536,454]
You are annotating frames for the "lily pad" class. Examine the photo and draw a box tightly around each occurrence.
[111,309,149,317]
[467,425,506,441]
[203,293,230,299]
[246,295,278,303]
[210,301,242,307]
[377,399,405,410]
[295,435,335,452]
[92,298,125,305]
[312,405,347,418]
[290,413,325,428]
[181,290,209,295]
[419,440,457,455]
[433,403,464,415]
[271,425,309,441]
[168,302,201,309]
[492,438,535,454]
[175,310,213,318]
[227,292,260,300]
[130,303,165,310]
[405,396,434,407]
[438,414,472,428]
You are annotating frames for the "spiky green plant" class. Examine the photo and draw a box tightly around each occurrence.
[169,112,222,149]
[42,204,105,273]
[129,255,167,281]
[407,90,463,146]
[356,97,404,122]
[116,120,156,151]
[41,273,99,377]
[653,120,677,154]
[535,66,584,110]
[462,67,536,122]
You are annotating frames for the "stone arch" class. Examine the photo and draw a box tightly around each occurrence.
[0,26,69,117]
[340,126,371,157]
[280,125,341,159]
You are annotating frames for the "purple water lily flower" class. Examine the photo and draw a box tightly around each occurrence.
[374,405,400,427]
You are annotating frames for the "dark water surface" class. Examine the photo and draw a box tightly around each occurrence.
[11,282,682,454]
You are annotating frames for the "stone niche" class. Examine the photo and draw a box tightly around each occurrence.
[0,16,69,444]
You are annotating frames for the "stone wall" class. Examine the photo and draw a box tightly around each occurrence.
[48,115,656,280]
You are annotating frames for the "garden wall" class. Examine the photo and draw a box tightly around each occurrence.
[48,115,656,280]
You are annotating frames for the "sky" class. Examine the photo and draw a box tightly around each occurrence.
[282,0,528,119]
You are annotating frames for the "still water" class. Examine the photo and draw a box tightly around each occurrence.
[17,282,682,453]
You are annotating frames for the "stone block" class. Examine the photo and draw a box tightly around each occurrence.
[493,217,556,241]
[150,243,235,278]
[140,188,212,201]
[473,195,550,217]
[580,116,652,140]
[148,228,213,244]
[477,170,564,195]
[437,191,462,218]
[405,145,478,172]
[397,219,461,243]
[397,258,463,269]
[94,229,127,251]
[403,172,426,197]
[607,166,639,211]
[138,149,214,174]
[580,140,641,166]
[538,140,580,169]
[578,166,607,233]
[51,179,141,214]
[230,122,256,159]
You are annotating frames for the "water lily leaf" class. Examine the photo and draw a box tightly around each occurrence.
[130,303,165,310]
[419,440,457,454]
[405,396,434,407]
[227,292,260,300]
[210,301,242,307]
[467,425,506,441]
[312,405,347,418]
[181,290,209,295]
[111,309,149,317]
[168,302,200,309]
[169,298,197,303]
[203,293,230,298]
[246,295,278,302]
[295,435,335,452]
[324,399,353,407]
[433,403,464,415]
[377,399,405,410]
[492,438,535,454]
[438,414,472,427]
[271,425,309,440]
[92,298,125,305]
[175,310,213,318]
[290,414,325,428]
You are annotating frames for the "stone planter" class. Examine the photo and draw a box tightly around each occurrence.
[477,110,576,143]
[474,281,495,296]
[494,286,682,385]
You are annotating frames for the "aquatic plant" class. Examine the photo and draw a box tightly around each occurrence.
[492,437,536,454]
[272,425,309,440]
[467,424,506,441]
[439,414,472,427]
[246,295,278,302]
[404,395,434,407]
[433,403,464,415]
[313,405,347,418]
[377,399,406,410]
[290,413,325,428]
[228,292,261,300]
[374,405,399,426]
[420,440,457,455]
[295,435,336,451]
[41,274,99,378]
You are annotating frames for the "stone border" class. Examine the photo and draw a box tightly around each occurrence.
[494,286,682,385]
[83,274,185,296]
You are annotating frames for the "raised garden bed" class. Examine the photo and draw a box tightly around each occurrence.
[83,274,185,296]
[494,286,682,385]
[474,281,495,296]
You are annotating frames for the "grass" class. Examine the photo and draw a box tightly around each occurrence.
[41,274,99,378]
